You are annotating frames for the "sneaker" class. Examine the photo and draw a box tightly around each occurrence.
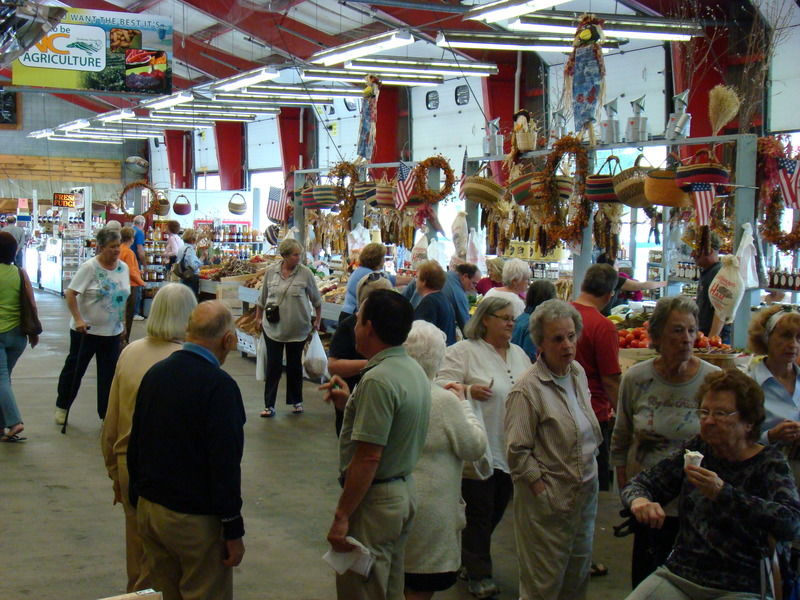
[133,314,145,321]
[54,408,67,425]
[292,403,304,414]
[457,566,469,581]
[467,578,500,599]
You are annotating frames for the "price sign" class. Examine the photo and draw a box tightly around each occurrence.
[53,193,77,208]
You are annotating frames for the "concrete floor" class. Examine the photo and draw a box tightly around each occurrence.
[1,290,635,600]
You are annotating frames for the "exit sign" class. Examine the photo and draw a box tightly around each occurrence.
[53,193,76,208]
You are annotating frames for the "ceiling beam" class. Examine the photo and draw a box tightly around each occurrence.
[177,0,347,60]
[173,32,262,77]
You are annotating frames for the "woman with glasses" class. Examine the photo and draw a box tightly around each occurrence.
[505,299,602,599]
[436,296,530,599]
[611,296,719,587]
[747,305,800,482]
[622,369,800,599]
[339,242,393,322]
[483,258,529,318]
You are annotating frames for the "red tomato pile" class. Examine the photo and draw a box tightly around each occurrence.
[617,326,650,349]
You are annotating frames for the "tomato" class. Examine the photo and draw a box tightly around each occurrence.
[696,337,710,349]
[709,335,722,348]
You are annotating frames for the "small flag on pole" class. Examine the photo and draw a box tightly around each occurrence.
[459,148,468,201]
[395,162,417,211]
[266,186,288,223]
[690,182,715,227]
[777,157,800,209]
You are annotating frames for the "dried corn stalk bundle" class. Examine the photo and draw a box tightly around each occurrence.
[555,278,573,301]
[593,202,623,258]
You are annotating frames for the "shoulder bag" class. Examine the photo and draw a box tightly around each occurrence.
[18,267,42,336]
[264,266,298,323]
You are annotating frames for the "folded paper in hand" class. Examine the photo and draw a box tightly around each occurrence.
[323,536,374,577]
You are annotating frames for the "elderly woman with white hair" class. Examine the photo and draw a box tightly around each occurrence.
[403,320,488,600]
[505,299,602,600]
[255,238,322,417]
[483,258,528,318]
[436,296,530,599]
[101,283,197,593]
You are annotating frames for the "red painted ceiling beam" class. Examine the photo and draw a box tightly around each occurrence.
[179,0,345,59]
[173,32,261,78]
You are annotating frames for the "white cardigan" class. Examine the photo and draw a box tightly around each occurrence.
[405,384,488,573]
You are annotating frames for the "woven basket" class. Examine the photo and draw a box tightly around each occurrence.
[612,155,651,208]
[462,175,505,207]
[644,168,690,207]
[354,180,377,206]
[675,149,730,191]
[515,130,536,153]
[586,155,621,203]
[313,184,340,209]
[375,181,395,208]
[173,193,191,215]
[228,192,247,215]
[300,185,318,209]
[554,175,574,202]
[154,193,170,216]
[509,171,540,206]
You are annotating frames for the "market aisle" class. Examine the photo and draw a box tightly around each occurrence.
[0,290,632,599]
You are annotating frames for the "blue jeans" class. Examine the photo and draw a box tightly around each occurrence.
[0,326,27,429]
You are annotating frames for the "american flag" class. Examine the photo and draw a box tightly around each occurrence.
[266,186,289,223]
[395,161,417,211]
[459,147,468,201]
[690,182,715,226]
[778,157,800,209]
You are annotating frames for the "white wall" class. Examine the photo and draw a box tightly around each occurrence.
[768,2,800,132]
[193,127,218,173]
[149,138,170,188]
[315,98,362,170]
[246,117,282,170]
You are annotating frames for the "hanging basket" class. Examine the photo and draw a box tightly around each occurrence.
[586,155,621,203]
[153,191,170,216]
[375,180,396,208]
[228,192,247,215]
[554,175,574,202]
[313,184,340,209]
[644,167,690,207]
[462,164,505,208]
[354,180,377,206]
[515,130,537,153]
[509,171,542,206]
[612,155,651,208]
[675,148,730,191]
[172,193,192,215]
[300,184,319,209]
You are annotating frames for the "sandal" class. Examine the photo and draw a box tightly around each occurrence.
[292,403,304,414]
[0,434,27,443]
[260,408,276,418]
[590,562,609,577]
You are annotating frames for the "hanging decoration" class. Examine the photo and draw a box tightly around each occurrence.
[760,189,800,253]
[540,135,590,252]
[563,14,606,144]
[329,160,361,223]
[121,180,161,217]
[356,75,381,163]
[758,136,800,252]
[593,202,623,259]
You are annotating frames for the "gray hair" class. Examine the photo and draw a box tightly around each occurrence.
[529,299,583,345]
[6,215,15,224]
[105,220,122,231]
[96,227,121,248]
[502,258,530,286]
[187,300,234,341]
[464,296,512,341]
[648,295,699,352]
[133,215,145,226]
[404,320,446,379]
[146,283,198,341]
[278,237,303,258]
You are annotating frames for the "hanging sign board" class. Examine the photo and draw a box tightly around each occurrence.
[12,9,173,95]
[53,193,77,208]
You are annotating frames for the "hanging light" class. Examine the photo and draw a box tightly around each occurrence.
[309,30,414,66]
[508,11,703,41]
[301,67,443,87]
[59,119,91,132]
[463,0,570,24]
[344,56,498,77]
[210,67,280,92]
[436,31,619,52]
[139,91,195,111]
[96,108,136,123]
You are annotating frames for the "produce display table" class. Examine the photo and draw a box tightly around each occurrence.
[199,279,218,295]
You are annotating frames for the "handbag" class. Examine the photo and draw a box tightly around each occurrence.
[228,192,247,215]
[263,267,298,324]
[172,193,192,215]
[675,148,730,191]
[586,155,622,202]
[613,154,652,208]
[18,267,42,336]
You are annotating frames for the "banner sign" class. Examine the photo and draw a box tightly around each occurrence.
[53,193,77,208]
[13,9,173,95]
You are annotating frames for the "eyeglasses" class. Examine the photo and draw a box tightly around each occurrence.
[696,409,739,420]
[489,313,515,323]
[365,272,386,282]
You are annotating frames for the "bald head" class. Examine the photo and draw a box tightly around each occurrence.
[187,301,233,342]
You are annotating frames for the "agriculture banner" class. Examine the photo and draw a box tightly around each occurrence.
[12,9,172,95]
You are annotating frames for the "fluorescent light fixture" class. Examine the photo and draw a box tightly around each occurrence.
[247,84,363,99]
[301,67,442,87]
[140,91,194,111]
[60,119,91,132]
[213,93,335,106]
[125,118,214,129]
[508,11,703,41]
[79,128,164,139]
[211,67,280,92]
[436,31,617,52]
[48,134,123,144]
[160,102,280,114]
[96,108,136,123]
[464,0,570,24]
[310,30,413,66]
[345,56,498,77]
[151,110,257,122]
[28,129,54,138]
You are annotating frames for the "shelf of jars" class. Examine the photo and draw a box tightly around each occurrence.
[142,240,168,288]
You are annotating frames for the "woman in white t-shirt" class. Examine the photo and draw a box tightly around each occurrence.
[483,258,528,318]
[55,227,130,426]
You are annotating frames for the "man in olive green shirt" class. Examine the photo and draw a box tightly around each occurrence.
[324,290,430,600]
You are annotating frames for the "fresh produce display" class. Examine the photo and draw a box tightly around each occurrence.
[616,322,734,352]
[200,256,270,280]
[617,326,651,349]
[235,309,261,336]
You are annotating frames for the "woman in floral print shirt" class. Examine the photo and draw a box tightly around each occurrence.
[55,227,130,425]
[622,369,800,599]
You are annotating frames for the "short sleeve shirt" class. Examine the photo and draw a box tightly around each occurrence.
[131,226,145,265]
[338,346,431,480]
[68,257,130,336]
[572,302,621,421]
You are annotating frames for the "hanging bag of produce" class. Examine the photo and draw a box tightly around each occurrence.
[613,154,652,208]
[302,331,329,381]
[586,155,621,202]
[228,192,247,215]
[708,254,745,325]
[172,193,192,215]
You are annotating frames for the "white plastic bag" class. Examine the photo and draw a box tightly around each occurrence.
[466,228,486,273]
[709,255,745,324]
[735,223,759,289]
[347,223,371,255]
[452,211,468,259]
[256,335,267,382]
[303,331,328,381]
[411,232,429,268]
[427,239,448,266]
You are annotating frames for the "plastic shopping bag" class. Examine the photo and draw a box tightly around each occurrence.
[256,335,267,382]
[303,331,328,381]
[411,232,429,268]
[452,211,468,259]
[427,239,448,267]
[709,255,745,324]
[735,223,759,289]
[467,228,486,273]
[347,223,371,255]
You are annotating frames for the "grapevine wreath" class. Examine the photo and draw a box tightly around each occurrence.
[412,155,456,204]
[542,135,590,249]
[761,189,800,253]
[757,136,800,252]
[120,179,161,217]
